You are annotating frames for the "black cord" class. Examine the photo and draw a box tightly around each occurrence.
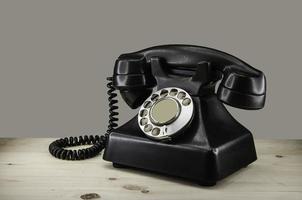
[48,77,119,160]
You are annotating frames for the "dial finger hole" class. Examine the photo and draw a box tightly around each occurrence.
[160,89,168,97]
[140,109,148,117]
[151,128,160,136]
[144,124,153,132]
[177,92,186,100]
[140,118,148,126]
[169,89,178,96]
[182,98,191,106]
[151,94,159,102]
[143,101,152,108]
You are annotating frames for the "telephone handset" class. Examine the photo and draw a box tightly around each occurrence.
[49,45,266,186]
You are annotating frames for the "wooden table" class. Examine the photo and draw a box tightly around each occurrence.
[0,139,301,200]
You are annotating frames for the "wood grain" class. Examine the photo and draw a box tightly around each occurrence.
[0,139,301,200]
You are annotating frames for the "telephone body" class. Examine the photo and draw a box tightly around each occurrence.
[49,45,266,186]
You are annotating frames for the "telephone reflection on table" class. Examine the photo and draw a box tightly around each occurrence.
[49,45,266,186]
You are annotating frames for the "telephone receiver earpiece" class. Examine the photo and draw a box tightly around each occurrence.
[112,55,156,108]
[112,45,266,110]
[217,64,266,109]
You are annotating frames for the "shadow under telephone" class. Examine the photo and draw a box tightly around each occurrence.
[49,45,266,186]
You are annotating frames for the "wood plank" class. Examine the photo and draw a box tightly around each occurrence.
[0,138,301,200]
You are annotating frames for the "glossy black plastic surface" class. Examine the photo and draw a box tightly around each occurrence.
[112,45,266,109]
[104,45,265,185]
[104,95,257,185]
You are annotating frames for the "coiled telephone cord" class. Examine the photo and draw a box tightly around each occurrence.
[48,77,118,160]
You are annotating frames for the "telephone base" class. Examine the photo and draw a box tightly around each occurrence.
[104,130,256,186]
[103,96,257,186]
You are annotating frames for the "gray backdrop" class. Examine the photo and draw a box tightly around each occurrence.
[0,0,301,138]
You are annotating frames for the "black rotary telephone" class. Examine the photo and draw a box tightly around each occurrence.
[49,45,266,186]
